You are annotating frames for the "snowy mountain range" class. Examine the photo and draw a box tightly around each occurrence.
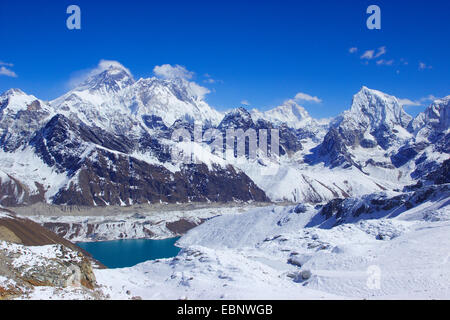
[0,61,449,207]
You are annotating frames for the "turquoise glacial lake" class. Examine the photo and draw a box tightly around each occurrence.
[77,237,181,268]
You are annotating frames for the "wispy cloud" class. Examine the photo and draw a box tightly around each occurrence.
[399,95,438,107]
[374,46,386,58]
[66,60,132,88]
[398,98,421,107]
[153,64,194,80]
[349,47,358,54]
[0,66,17,78]
[360,46,386,60]
[0,61,17,77]
[294,92,322,103]
[241,100,250,106]
[376,59,394,66]
[419,62,432,70]
[203,73,222,84]
[153,64,211,99]
[0,61,14,67]
[360,50,375,60]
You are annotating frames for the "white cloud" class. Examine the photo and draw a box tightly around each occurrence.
[376,59,394,66]
[420,95,437,102]
[0,61,14,67]
[153,64,194,80]
[349,47,358,54]
[398,98,421,107]
[361,46,386,60]
[241,100,250,106]
[153,64,211,99]
[419,62,432,70]
[360,50,375,60]
[96,60,131,75]
[187,81,210,100]
[374,46,386,58]
[0,66,17,78]
[203,73,222,84]
[399,95,438,107]
[294,92,322,103]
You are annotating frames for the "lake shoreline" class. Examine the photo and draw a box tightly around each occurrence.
[77,237,182,269]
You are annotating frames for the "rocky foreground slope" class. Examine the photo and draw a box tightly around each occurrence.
[0,209,103,299]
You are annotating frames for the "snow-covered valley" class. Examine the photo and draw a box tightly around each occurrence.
[93,184,450,300]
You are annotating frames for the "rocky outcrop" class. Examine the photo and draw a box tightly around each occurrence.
[0,171,45,207]
[50,147,268,206]
[0,209,104,299]
[0,242,97,289]
[314,183,450,227]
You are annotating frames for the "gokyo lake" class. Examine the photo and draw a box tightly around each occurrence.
[77,238,181,268]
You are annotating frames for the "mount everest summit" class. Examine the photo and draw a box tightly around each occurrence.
[0,61,449,207]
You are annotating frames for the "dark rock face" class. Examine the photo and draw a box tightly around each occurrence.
[0,100,51,152]
[0,174,45,207]
[360,138,377,149]
[406,159,450,190]
[317,184,449,227]
[309,128,355,169]
[165,219,201,235]
[319,198,345,219]
[138,131,172,162]
[10,111,270,206]
[30,114,133,173]
[425,159,450,185]
[391,142,428,168]
[142,115,168,131]
[219,108,303,153]
[218,108,254,131]
[277,124,303,154]
[51,148,268,206]
[370,124,398,150]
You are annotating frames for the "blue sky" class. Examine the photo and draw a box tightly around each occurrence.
[0,0,449,118]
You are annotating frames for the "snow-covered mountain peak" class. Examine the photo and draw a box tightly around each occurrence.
[124,77,223,127]
[2,88,27,97]
[76,63,135,94]
[411,95,450,138]
[0,88,40,114]
[427,95,450,128]
[251,100,312,129]
[344,86,412,130]
[229,107,252,118]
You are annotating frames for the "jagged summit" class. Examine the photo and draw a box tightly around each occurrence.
[251,100,312,129]
[218,107,254,130]
[1,88,27,97]
[76,62,135,94]
[50,61,223,129]
[0,88,41,114]
[127,77,223,127]
[421,95,450,131]
[346,86,412,129]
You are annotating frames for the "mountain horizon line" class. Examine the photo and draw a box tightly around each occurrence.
[2,60,447,127]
